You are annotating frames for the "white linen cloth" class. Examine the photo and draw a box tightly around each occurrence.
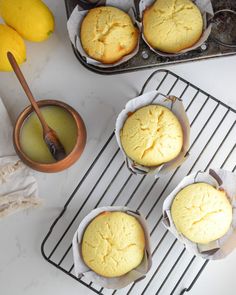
[0,98,40,218]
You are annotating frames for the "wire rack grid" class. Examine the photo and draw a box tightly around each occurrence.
[41,69,236,295]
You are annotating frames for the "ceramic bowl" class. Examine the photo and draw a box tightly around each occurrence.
[13,99,86,173]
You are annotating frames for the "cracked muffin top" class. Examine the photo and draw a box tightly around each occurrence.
[80,6,139,64]
[143,0,203,53]
[171,183,232,244]
[120,104,183,167]
[81,211,145,277]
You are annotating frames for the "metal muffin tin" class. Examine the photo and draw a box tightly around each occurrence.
[64,0,236,74]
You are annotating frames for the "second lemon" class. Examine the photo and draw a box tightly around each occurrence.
[0,24,26,71]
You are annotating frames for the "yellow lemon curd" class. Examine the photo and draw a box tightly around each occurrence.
[171,183,232,244]
[82,211,145,277]
[20,106,77,164]
[120,105,183,167]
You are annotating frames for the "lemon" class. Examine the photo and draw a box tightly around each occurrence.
[0,0,54,42]
[0,24,26,71]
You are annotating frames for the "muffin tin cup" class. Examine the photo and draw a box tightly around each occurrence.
[139,0,214,57]
[162,169,236,260]
[72,206,152,289]
[67,0,140,68]
[115,91,190,177]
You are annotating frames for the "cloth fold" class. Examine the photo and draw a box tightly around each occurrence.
[0,98,40,218]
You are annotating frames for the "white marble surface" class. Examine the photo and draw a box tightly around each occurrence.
[0,1,236,294]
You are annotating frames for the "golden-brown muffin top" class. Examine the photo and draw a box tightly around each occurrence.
[82,211,145,277]
[80,6,138,64]
[143,0,203,53]
[120,105,183,166]
[171,183,232,244]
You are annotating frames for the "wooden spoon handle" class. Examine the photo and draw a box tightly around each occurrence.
[7,52,50,134]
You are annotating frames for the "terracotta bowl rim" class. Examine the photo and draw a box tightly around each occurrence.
[13,99,87,173]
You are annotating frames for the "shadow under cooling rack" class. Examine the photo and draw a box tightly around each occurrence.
[41,70,236,295]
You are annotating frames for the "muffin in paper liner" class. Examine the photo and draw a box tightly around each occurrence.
[139,0,214,56]
[162,169,236,260]
[72,206,152,289]
[115,91,190,177]
[67,0,139,68]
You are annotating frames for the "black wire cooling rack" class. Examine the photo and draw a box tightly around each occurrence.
[41,70,236,295]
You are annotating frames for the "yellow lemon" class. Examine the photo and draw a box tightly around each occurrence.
[0,0,54,42]
[0,24,26,71]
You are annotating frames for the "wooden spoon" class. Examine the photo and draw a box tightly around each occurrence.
[7,52,66,161]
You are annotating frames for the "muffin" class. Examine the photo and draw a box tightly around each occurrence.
[120,105,183,167]
[80,6,139,64]
[171,183,232,244]
[143,0,203,53]
[81,211,145,277]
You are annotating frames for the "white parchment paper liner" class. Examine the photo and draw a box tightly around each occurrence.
[72,206,152,289]
[115,91,190,177]
[139,0,214,56]
[162,169,236,260]
[67,0,139,68]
